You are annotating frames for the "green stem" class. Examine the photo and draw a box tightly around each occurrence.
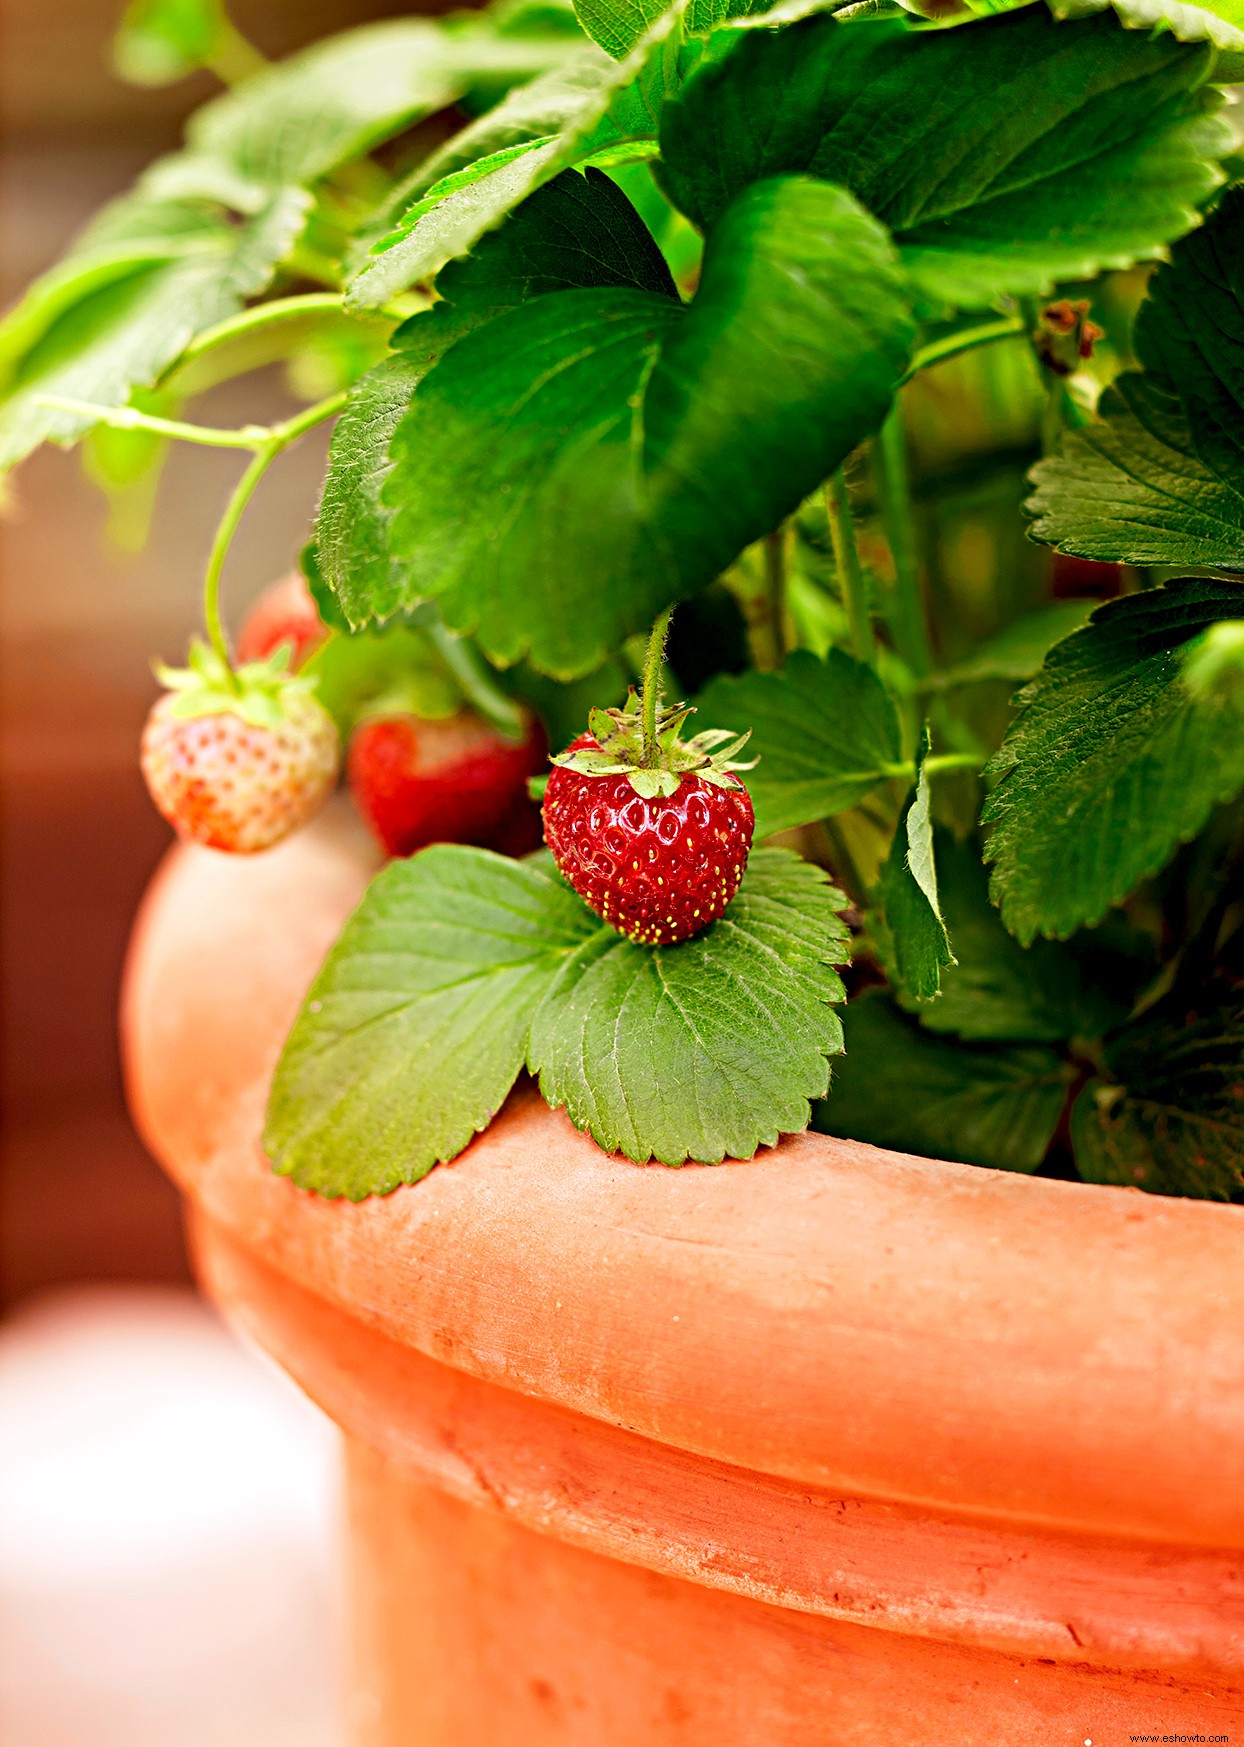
[763,527,787,664]
[880,751,983,781]
[424,624,527,741]
[904,313,1025,381]
[923,752,984,778]
[873,402,934,679]
[200,391,348,683]
[271,390,349,445]
[168,293,351,377]
[203,446,274,680]
[824,469,874,665]
[640,607,673,768]
[34,396,270,449]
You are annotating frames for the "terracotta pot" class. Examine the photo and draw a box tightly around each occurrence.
[122,803,1244,1746]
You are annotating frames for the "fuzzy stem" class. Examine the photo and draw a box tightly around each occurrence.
[825,469,874,666]
[34,396,270,449]
[202,447,273,681]
[199,391,348,686]
[168,294,352,378]
[880,751,983,782]
[640,607,673,768]
[874,402,934,679]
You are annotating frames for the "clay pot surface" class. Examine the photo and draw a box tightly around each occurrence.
[123,804,1244,1745]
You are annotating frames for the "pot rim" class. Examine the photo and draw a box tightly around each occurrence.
[123,803,1244,1552]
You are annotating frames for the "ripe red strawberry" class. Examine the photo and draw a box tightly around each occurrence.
[348,710,547,858]
[235,570,326,669]
[140,643,339,854]
[542,698,756,947]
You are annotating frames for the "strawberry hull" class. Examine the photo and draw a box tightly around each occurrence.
[122,805,1244,1746]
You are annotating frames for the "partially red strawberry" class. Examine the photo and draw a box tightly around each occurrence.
[348,710,546,858]
[542,697,756,947]
[141,643,339,854]
[235,570,326,669]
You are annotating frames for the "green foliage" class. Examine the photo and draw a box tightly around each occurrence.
[877,728,955,1001]
[7,0,1243,1201]
[573,0,674,58]
[266,845,849,1193]
[344,10,687,308]
[1072,999,1244,1198]
[0,186,309,470]
[185,18,579,192]
[319,167,678,619]
[983,578,1244,942]
[380,177,912,675]
[1057,0,1244,80]
[301,626,461,739]
[113,0,231,85]
[816,990,1072,1172]
[905,831,1145,1040]
[527,849,850,1163]
[694,648,902,837]
[658,6,1229,311]
[1028,185,1244,569]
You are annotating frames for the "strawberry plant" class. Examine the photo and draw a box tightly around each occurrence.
[8,0,1244,1197]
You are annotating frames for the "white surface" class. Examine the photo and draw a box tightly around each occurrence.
[0,1286,342,1747]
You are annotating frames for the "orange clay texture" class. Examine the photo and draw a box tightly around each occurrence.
[141,692,339,854]
[543,737,755,946]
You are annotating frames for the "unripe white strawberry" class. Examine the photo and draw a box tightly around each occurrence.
[140,642,339,854]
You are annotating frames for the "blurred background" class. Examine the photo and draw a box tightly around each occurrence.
[0,2,451,1739]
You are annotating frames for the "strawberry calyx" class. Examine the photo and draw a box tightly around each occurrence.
[550,689,756,800]
[154,638,326,732]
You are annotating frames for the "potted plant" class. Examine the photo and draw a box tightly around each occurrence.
[8,0,1244,1733]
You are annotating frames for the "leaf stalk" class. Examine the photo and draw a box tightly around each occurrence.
[873,402,935,679]
[198,390,349,685]
[825,469,875,665]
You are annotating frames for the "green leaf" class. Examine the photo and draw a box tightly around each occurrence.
[931,601,1096,688]
[1028,185,1244,569]
[658,6,1228,311]
[266,843,850,1194]
[904,830,1144,1040]
[573,0,767,57]
[381,176,913,676]
[877,728,955,1001]
[187,18,578,191]
[349,47,621,254]
[0,187,309,471]
[344,11,687,309]
[694,648,902,837]
[817,989,1072,1172]
[265,848,591,1199]
[113,0,228,85]
[528,848,850,1163]
[1056,0,1244,81]
[573,0,673,56]
[319,167,677,618]
[1071,999,1244,1198]
[982,577,1244,942]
